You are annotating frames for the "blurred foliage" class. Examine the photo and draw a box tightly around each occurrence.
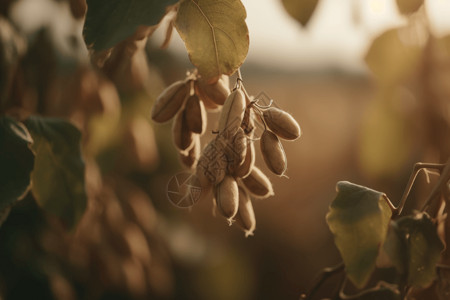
[83,0,178,51]
[396,0,424,15]
[360,9,450,179]
[0,0,175,298]
[25,117,86,229]
[297,0,450,298]
[0,0,255,298]
[0,0,449,299]
[281,0,318,27]
[0,117,33,216]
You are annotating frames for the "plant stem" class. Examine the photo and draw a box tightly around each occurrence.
[392,162,446,216]
[420,158,450,212]
[236,68,244,90]
[301,262,344,300]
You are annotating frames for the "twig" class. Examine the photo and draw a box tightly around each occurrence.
[391,162,446,216]
[300,262,345,300]
[420,158,450,211]
[235,68,243,90]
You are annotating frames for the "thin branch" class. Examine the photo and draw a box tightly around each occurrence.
[236,68,242,81]
[392,162,445,216]
[301,262,345,300]
[436,263,450,270]
[339,279,402,300]
[235,68,243,90]
[420,158,450,211]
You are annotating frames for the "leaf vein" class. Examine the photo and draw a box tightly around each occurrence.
[190,0,221,74]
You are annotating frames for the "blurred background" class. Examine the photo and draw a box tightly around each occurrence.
[0,0,449,299]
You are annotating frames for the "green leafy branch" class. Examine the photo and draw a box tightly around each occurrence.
[0,116,87,229]
[83,0,249,82]
[302,158,450,300]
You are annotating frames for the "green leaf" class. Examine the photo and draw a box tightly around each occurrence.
[0,117,34,210]
[326,181,392,288]
[25,117,87,229]
[83,0,178,51]
[175,0,249,82]
[281,0,319,26]
[377,221,406,273]
[365,27,422,85]
[396,0,423,15]
[396,212,444,288]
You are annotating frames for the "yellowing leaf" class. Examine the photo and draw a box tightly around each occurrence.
[396,0,423,15]
[365,27,423,85]
[175,0,249,82]
[281,0,318,26]
[83,0,178,51]
[326,181,392,288]
[397,212,444,288]
[25,117,87,229]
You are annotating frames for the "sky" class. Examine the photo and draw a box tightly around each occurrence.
[239,0,450,71]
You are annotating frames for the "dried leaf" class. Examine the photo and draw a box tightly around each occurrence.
[175,0,249,82]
